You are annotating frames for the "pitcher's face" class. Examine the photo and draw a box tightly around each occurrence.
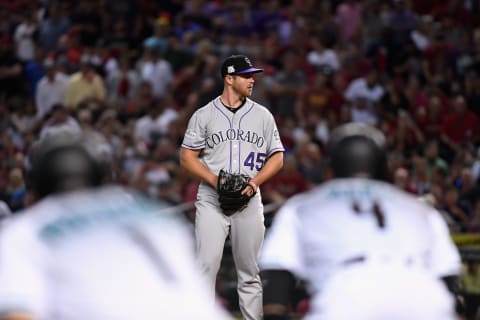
[231,73,256,97]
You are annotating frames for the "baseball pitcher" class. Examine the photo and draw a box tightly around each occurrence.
[180,54,284,320]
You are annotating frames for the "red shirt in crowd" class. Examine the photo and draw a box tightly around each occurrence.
[441,110,479,144]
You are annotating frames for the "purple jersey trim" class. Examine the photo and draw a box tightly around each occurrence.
[238,102,256,174]
[213,99,233,173]
[181,143,205,150]
[267,148,284,157]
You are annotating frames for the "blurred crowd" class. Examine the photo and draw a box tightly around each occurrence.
[1,0,480,237]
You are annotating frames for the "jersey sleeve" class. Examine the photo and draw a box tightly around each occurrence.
[263,111,284,157]
[0,220,48,318]
[426,208,462,277]
[181,110,206,150]
[259,202,305,278]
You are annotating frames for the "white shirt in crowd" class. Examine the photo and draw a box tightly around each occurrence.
[307,49,341,71]
[134,109,179,144]
[344,77,384,104]
[35,72,69,119]
[39,117,82,139]
[350,106,378,126]
[14,22,36,61]
[140,60,173,98]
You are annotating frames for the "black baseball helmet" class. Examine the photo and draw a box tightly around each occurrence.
[327,123,388,181]
[26,131,113,198]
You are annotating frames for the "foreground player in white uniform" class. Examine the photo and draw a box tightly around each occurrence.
[181,54,284,320]
[260,123,462,320]
[0,132,231,320]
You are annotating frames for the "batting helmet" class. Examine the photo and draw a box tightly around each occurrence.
[327,123,388,181]
[26,131,113,198]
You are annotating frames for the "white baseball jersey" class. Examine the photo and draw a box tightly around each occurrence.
[0,186,231,320]
[181,96,284,177]
[260,178,461,320]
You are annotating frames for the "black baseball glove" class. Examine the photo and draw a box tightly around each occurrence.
[217,169,255,216]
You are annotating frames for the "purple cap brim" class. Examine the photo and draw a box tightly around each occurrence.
[235,67,264,75]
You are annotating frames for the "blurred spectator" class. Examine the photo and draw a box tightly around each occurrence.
[404,74,428,112]
[262,154,309,206]
[411,15,434,52]
[457,167,477,215]
[76,108,93,132]
[136,137,180,200]
[106,54,140,106]
[362,0,390,56]
[35,57,68,119]
[105,18,133,52]
[393,167,417,194]
[344,68,384,107]
[138,46,174,99]
[105,0,139,39]
[0,40,24,99]
[95,109,122,152]
[306,35,340,72]
[298,70,333,125]
[420,183,444,210]
[250,0,285,38]
[38,1,71,53]
[142,13,171,57]
[335,0,363,46]
[134,99,175,147]
[123,80,154,119]
[296,140,325,185]
[64,55,106,110]
[391,119,424,158]
[421,29,455,86]
[9,99,38,137]
[13,12,37,62]
[387,0,417,48]
[349,96,378,125]
[70,0,103,47]
[378,78,410,123]
[440,185,470,233]
[415,90,447,141]
[441,94,479,152]
[410,155,430,195]
[269,50,306,119]
[7,167,26,212]
[39,104,81,139]
[23,46,46,98]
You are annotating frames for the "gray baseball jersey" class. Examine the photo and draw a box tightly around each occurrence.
[182,96,284,177]
[181,96,284,320]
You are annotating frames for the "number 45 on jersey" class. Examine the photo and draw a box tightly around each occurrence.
[244,152,266,171]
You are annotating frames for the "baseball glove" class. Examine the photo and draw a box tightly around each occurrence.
[217,169,255,216]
